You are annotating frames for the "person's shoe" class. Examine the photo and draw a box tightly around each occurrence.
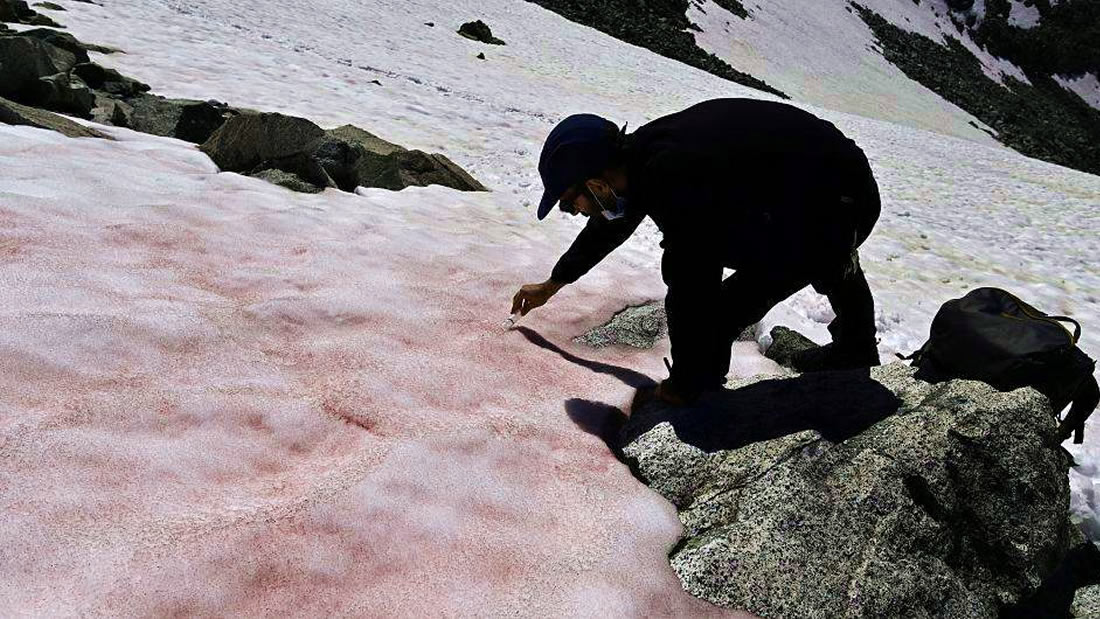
[790,342,880,373]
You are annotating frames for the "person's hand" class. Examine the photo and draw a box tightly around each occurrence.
[511,279,565,316]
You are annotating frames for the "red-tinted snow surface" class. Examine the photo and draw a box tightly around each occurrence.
[0,125,767,616]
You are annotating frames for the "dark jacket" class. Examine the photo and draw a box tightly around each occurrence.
[550,98,879,389]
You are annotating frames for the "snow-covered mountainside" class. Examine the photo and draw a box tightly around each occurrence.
[1,0,1098,614]
[533,0,1100,175]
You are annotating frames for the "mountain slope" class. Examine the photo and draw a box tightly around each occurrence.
[1,0,1098,613]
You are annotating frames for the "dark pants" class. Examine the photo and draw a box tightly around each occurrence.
[670,152,881,392]
[702,252,877,387]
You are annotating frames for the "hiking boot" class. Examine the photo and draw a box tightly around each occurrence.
[791,342,880,373]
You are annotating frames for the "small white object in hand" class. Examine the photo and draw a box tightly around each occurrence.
[502,312,521,330]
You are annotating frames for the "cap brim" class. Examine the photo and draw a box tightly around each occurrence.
[537,188,559,220]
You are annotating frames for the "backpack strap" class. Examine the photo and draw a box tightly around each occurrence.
[1046,315,1083,343]
[1058,374,1099,444]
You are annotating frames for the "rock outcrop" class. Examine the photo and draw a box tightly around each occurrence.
[575,301,667,349]
[0,95,108,138]
[0,31,135,119]
[326,124,487,192]
[17,27,119,55]
[457,20,505,45]
[620,358,1084,618]
[0,15,486,195]
[199,116,487,194]
[0,0,62,27]
[128,95,240,144]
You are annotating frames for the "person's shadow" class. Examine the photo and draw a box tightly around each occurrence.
[515,326,901,458]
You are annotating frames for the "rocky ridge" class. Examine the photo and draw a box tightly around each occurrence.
[0,0,487,194]
[619,327,1100,618]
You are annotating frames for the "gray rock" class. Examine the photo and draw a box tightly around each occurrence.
[0,94,108,138]
[385,149,486,191]
[620,359,1074,618]
[323,124,486,192]
[312,135,364,192]
[0,0,60,26]
[457,19,505,45]
[763,325,820,367]
[10,29,92,62]
[33,2,64,10]
[90,93,130,126]
[0,36,79,100]
[127,95,234,143]
[326,123,404,155]
[1074,584,1100,617]
[249,169,324,194]
[249,152,334,190]
[200,112,325,171]
[0,0,32,20]
[32,71,95,116]
[0,0,52,24]
[574,301,667,349]
[72,62,149,97]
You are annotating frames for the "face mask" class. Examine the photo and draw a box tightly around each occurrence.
[590,187,628,222]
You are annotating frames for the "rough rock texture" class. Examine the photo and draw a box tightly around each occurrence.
[1002,520,1100,618]
[457,20,505,45]
[0,0,61,26]
[575,301,667,349]
[379,150,485,191]
[16,28,119,55]
[0,95,108,138]
[9,27,119,56]
[326,123,404,156]
[198,118,485,193]
[200,112,325,171]
[1074,585,1100,617]
[90,94,131,127]
[31,70,95,116]
[620,361,1077,618]
[329,124,487,192]
[130,95,237,144]
[763,325,821,367]
[12,29,93,61]
[0,36,79,96]
[72,62,149,97]
[312,135,364,192]
[250,168,324,194]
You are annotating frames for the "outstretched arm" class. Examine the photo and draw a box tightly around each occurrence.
[549,210,645,285]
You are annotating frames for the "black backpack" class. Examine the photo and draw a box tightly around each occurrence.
[903,287,1099,444]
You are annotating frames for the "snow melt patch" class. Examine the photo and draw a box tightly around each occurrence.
[1055,72,1100,111]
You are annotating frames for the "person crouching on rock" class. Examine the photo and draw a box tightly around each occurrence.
[512,98,883,405]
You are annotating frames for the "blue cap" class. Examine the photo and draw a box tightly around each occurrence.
[536,114,619,220]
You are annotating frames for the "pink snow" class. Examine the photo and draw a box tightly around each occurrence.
[0,124,764,616]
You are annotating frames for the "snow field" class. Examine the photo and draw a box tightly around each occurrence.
[0,122,761,615]
[0,0,1098,612]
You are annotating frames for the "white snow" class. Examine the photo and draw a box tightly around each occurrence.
[687,0,1030,140]
[1008,0,1043,28]
[1,0,1098,613]
[1055,72,1100,111]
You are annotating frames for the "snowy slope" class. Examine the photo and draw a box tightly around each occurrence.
[1,0,1099,613]
[687,0,1025,142]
